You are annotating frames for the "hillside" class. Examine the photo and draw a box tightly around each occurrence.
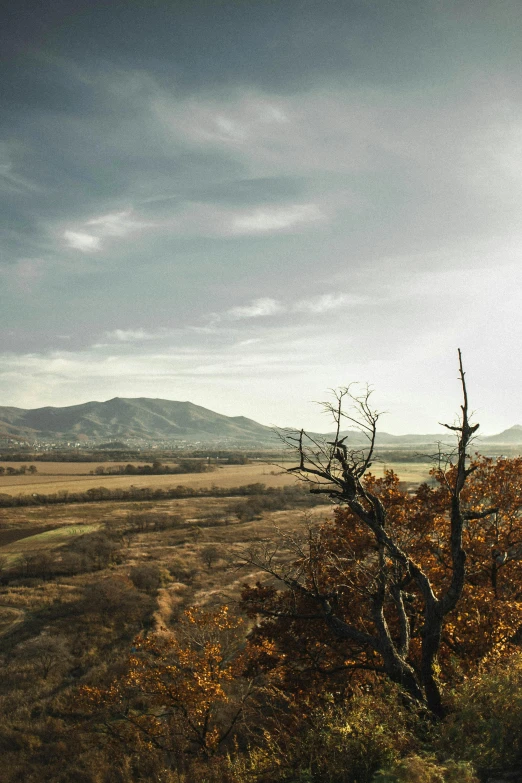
[481,424,522,443]
[0,398,277,444]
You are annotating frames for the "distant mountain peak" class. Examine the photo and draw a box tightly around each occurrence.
[0,397,277,445]
[481,424,522,443]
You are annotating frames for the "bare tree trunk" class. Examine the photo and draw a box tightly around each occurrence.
[244,352,497,717]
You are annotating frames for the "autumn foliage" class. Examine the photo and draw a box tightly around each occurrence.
[78,450,522,777]
[242,456,522,701]
[78,606,269,758]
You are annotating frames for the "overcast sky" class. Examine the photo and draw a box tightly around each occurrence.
[1,0,521,433]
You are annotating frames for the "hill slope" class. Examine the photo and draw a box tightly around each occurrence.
[481,425,522,443]
[0,398,277,444]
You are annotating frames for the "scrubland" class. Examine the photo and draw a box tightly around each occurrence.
[0,457,519,782]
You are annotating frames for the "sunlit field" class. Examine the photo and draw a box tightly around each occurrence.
[0,459,433,497]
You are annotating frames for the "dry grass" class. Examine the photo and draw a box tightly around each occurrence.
[0,489,333,620]
[0,606,25,635]
[373,461,434,484]
[0,460,433,497]
[0,458,434,629]
[0,461,296,495]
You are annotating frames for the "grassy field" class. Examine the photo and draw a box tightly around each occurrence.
[0,460,433,497]
[0,524,100,564]
[0,457,434,617]
[0,491,334,624]
[0,459,433,611]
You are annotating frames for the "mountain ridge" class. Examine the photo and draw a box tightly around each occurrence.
[0,398,520,445]
[0,398,275,443]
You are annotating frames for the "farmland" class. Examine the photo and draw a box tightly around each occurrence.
[0,458,433,497]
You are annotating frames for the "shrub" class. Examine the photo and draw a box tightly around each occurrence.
[200,544,221,569]
[83,576,154,625]
[435,650,522,771]
[230,687,417,783]
[15,633,72,680]
[129,563,166,594]
[373,755,478,783]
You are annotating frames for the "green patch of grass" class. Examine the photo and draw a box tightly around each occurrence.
[0,524,100,562]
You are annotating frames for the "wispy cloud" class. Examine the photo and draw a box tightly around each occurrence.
[86,210,149,236]
[1,258,45,292]
[63,230,101,252]
[293,293,368,313]
[154,92,290,148]
[107,328,157,342]
[209,292,365,325]
[229,203,323,235]
[63,210,152,252]
[0,162,40,193]
[225,298,282,320]
[0,143,41,193]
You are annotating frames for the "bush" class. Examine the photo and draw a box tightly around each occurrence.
[373,755,478,783]
[15,633,72,680]
[83,576,154,625]
[167,556,196,583]
[231,688,417,783]
[200,544,221,569]
[434,650,522,771]
[129,563,166,594]
[71,531,122,570]
[125,512,181,533]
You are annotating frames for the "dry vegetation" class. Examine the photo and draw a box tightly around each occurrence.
[0,495,331,609]
[0,459,432,496]
[0,468,339,780]
[0,446,515,782]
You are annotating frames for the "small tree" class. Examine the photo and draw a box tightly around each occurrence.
[201,544,220,570]
[16,633,72,679]
[242,352,509,717]
[78,607,260,758]
[129,563,164,594]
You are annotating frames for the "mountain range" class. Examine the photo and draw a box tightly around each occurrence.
[0,398,520,446]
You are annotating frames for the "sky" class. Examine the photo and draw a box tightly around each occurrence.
[1,0,522,434]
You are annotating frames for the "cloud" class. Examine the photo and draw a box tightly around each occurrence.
[0,258,45,293]
[0,142,41,194]
[154,93,290,148]
[0,162,40,193]
[124,199,327,240]
[63,230,101,252]
[62,210,154,253]
[86,210,148,237]
[229,203,323,235]
[107,328,156,342]
[208,291,365,326]
[293,293,368,314]
[225,298,282,320]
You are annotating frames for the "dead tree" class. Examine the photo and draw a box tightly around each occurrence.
[243,351,497,717]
